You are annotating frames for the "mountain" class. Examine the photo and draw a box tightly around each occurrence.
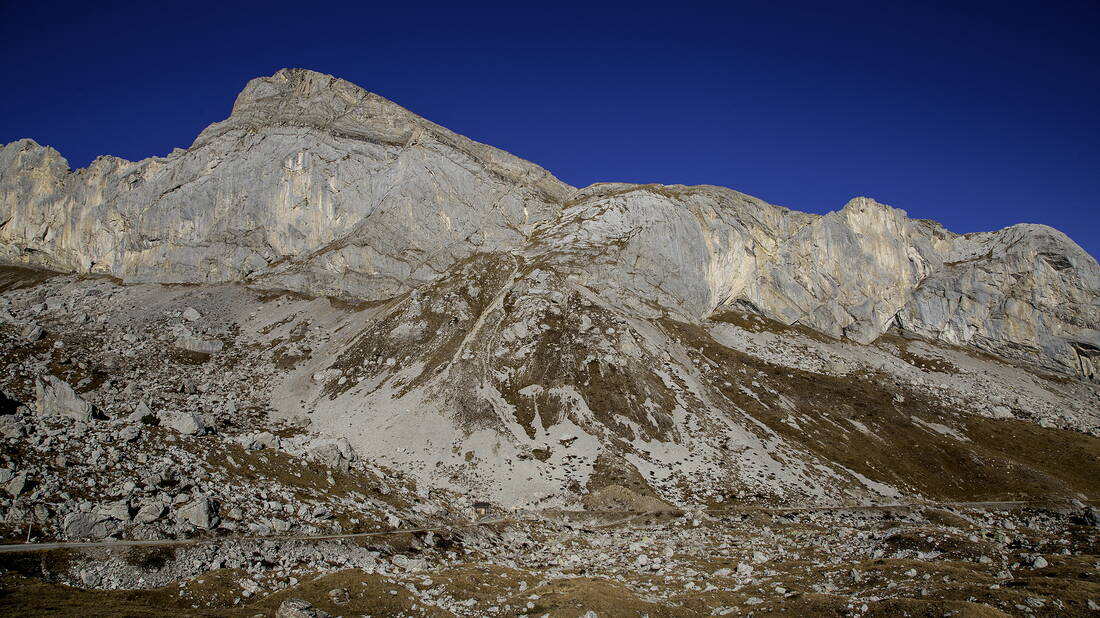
[1,68,1098,509]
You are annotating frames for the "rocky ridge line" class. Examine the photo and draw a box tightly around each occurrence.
[0,67,1097,379]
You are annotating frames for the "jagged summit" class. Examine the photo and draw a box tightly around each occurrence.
[195,68,423,146]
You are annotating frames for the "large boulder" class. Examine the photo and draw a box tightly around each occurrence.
[34,376,93,422]
[308,437,356,473]
[62,511,120,539]
[160,410,206,435]
[133,503,165,524]
[176,495,217,530]
[176,335,224,355]
[97,499,131,522]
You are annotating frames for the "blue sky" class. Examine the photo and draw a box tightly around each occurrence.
[2,1,1097,257]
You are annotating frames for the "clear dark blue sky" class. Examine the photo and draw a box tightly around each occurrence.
[2,1,1097,257]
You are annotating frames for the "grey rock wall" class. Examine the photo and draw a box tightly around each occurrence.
[1,69,1097,377]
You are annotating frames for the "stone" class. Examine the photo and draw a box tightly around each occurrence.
[160,410,206,435]
[239,578,260,597]
[0,416,25,438]
[276,598,331,618]
[176,496,217,529]
[309,440,351,472]
[79,569,100,587]
[34,376,93,422]
[392,555,427,571]
[4,471,27,497]
[1031,556,1049,569]
[62,512,117,539]
[244,431,281,450]
[176,335,223,355]
[181,307,202,322]
[327,588,350,605]
[127,401,154,423]
[22,324,43,342]
[98,500,131,522]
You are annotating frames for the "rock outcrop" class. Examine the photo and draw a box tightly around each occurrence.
[1,68,1097,379]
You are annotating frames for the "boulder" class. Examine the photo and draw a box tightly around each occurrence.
[22,324,43,342]
[240,431,281,450]
[98,500,131,522]
[3,471,27,497]
[276,599,332,618]
[308,437,356,472]
[62,511,119,539]
[127,401,154,423]
[176,496,217,529]
[0,416,25,439]
[176,335,223,355]
[160,410,206,435]
[327,588,350,605]
[34,376,94,422]
[133,503,165,524]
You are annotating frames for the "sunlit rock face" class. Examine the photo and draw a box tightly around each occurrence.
[0,69,571,300]
[1,68,1097,379]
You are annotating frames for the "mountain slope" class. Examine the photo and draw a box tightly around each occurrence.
[1,69,1098,508]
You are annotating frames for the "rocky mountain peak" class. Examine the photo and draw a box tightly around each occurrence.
[0,70,1097,379]
[1,70,1099,614]
[193,68,418,148]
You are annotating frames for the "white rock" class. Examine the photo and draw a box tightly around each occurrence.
[35,376,93,422]
[176,496,216,530]
[134,503,165,524]
[161,410,206,435]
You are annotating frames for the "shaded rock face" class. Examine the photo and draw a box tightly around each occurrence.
[0,68,1097,379]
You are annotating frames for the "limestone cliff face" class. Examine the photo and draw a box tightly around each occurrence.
[529,185,1098,376]
[0,69,571,299]
[1,69,1097,378]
